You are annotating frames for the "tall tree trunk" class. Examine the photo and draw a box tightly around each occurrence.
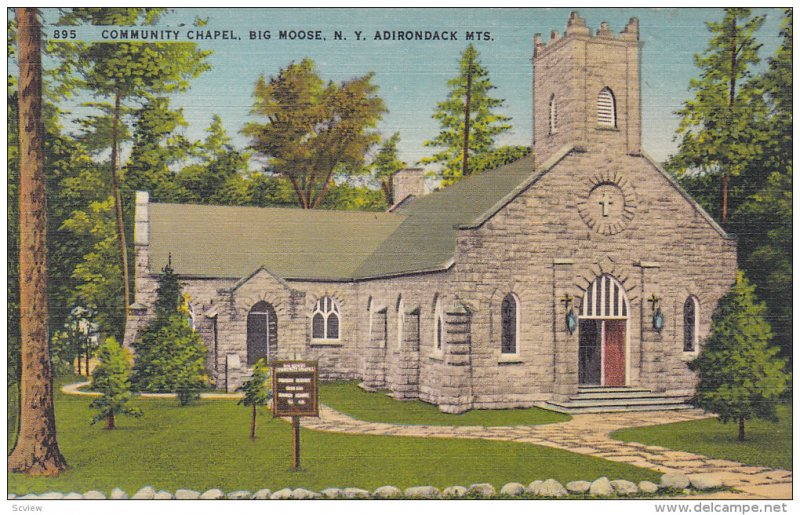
[722,16,737,225]
[250,404,257,439]
[8,8,68,476]
[721,173,729,223]
[738,416,745,441]
[461,60,473,179]
[106,412,115,430]
[382,178,392,206]
[110,92,130,317]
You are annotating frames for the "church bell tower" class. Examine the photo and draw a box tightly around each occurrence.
[533,12,643,165]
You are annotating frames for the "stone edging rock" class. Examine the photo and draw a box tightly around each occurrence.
[9,473,726,500]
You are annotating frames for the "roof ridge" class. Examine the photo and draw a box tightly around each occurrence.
[458,144,574,229]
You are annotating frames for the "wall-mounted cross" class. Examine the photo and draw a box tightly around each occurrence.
[648,294,660,311]
[560,293,573,309]
[598,191,614,217]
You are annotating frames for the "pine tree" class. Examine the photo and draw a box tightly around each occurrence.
[667,8,768,224]
[237,359,272,439]
[729,10,793,361]
[124,97,192,202]
[89,337,142,429]
[372,132,406,205]
[689,272,790,441]
[132,262,207,405]
[8,7,68,476]
[422,44,512,186]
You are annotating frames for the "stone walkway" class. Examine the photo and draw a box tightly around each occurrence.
[61,382,791,499]
[301,405,792,500]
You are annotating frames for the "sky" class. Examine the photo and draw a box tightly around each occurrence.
[36,7,786,168]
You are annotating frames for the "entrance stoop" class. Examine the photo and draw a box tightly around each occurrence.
[538,386,694,414]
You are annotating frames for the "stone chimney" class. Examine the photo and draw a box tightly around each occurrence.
[392,168,425,204]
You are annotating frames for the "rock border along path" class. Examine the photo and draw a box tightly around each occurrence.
[61,382,790,499]
[302,406,791,499]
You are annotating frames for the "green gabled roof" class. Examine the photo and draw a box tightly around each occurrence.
[149,204,406,281]
[353,154,537,278]
[149,153,542,281]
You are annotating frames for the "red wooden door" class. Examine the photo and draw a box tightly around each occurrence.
[603,320,626,386]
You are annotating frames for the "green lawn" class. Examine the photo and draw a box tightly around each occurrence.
[611,404,792,471]
[319,381,570,426]
[9,380,659,494]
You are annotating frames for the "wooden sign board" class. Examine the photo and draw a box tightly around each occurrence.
[271,360,319,417]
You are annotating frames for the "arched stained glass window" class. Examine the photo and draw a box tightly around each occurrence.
[549,95,558,135]
[684,297,699,352]
[312,296,341,340]
[501,294,518,354]
[434,297,444,351]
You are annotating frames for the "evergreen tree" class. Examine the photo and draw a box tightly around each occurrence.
[124,97,193,202]
[132,262,207,405]
[176,114,250,204]
[468,145,532,176]
[243,58,386,208]
[728,10,793,361]
[237,359,272,439]
[667,8,768,224]
[689,272,790,441]
[89,337,142,429]
[422,44,512,186]
[372,132,406,205]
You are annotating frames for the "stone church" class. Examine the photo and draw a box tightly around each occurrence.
[124,12,737,413]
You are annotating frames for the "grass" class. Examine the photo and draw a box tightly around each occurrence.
[8,379,660,494]
[319,381,570,426]
[611,404,792,471]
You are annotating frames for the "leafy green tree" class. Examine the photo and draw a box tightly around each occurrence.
[53,7,211,314]
[61,198,125,340]
[667,8,767,224]
[89,337,142,429]
[237,359,273,439]
[371,132,406,204]
[689,272,790,441]
[422,44,512,186]
[50,306,97,376]
[132,262,207,405]
[243,58,386,209]
[319,182,387,211]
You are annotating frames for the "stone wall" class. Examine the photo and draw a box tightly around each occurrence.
[451,149,736,405]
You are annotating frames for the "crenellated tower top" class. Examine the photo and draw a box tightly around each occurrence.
[532,12,643,165]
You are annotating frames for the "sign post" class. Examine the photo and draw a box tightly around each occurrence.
[271,361,319,471]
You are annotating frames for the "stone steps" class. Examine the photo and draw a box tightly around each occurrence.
[540,386,693,414]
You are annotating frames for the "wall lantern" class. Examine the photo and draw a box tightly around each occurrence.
[561,293,577,334]
[648,294,664,333]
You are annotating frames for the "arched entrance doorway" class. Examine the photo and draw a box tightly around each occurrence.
[247,301,277,365]
[578,274,628,386]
